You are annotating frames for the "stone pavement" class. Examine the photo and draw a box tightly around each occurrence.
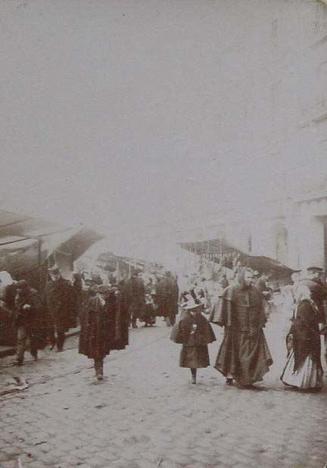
[0,309,326,468]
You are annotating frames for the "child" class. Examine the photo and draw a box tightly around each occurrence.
[170,298,216,384]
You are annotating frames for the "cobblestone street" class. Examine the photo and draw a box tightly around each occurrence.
[1,308,326,468]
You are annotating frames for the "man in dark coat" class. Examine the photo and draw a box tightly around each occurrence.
[45,266,76,351]
[212,268,273,387]
[156,272,178,326]
[79,284,128,380]
[14,280,46,365]
[124,272,145,328]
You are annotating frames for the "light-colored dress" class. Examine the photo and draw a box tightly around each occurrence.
[281,351,323,389]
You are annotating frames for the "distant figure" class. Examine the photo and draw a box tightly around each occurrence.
[213,268,273,388]
[255,272,273,319]
[255,273,271,297]
[170,298,216,384]
[72,272,84,320]
[281,285,324,391]
[45,266,76,351]
[220,274,229,290]
[124,271,145,328]
[156,272,178,326]
[141,278,157,327]
[281,270,302,319]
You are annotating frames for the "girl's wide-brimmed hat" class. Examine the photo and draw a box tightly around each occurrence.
[182,298,203,310]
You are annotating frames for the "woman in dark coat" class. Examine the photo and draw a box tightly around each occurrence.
[281,285,324,391]
[79,285,128,380]
[170,298,216,384]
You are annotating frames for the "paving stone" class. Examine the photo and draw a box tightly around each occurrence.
[0,324,326,468]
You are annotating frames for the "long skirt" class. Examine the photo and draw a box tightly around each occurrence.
[215,329,273,385]
[180,345,210,368]
[281,351,323,390]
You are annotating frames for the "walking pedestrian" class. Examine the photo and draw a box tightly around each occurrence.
[14,280,46,365]
[170,298,216,384]
[79,284,128,380]
[281,285,324,391]
[213,267,273,388]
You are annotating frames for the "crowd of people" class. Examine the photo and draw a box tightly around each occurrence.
[0,265,179,380]
[0,262,326,389]
[172,265,327,391]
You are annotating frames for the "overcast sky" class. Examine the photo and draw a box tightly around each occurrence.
[1,0,326,259]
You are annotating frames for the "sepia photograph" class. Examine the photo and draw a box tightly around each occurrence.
[0,1,327,467]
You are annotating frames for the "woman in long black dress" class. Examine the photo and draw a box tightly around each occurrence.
[281,285,324,391]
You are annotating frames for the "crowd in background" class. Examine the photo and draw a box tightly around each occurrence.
[0,258,326,388]
[0,265,180,379]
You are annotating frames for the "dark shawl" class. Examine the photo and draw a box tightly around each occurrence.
[300,278,327,324]
[170,311,216,346]
[291,299,322,371]
[210,284,266,332]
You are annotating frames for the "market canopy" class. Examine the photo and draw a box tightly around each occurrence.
[179,237,294,279]
[241,255,294,278]
[179,238,244,258]
[0,209,104,279]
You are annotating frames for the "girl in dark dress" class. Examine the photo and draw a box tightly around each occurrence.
[170,298,216,384]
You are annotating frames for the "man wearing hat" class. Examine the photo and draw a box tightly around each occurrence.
[45,266,76,352]
[14,280,45,365]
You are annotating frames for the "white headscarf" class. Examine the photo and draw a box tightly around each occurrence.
[0,271,14,287]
